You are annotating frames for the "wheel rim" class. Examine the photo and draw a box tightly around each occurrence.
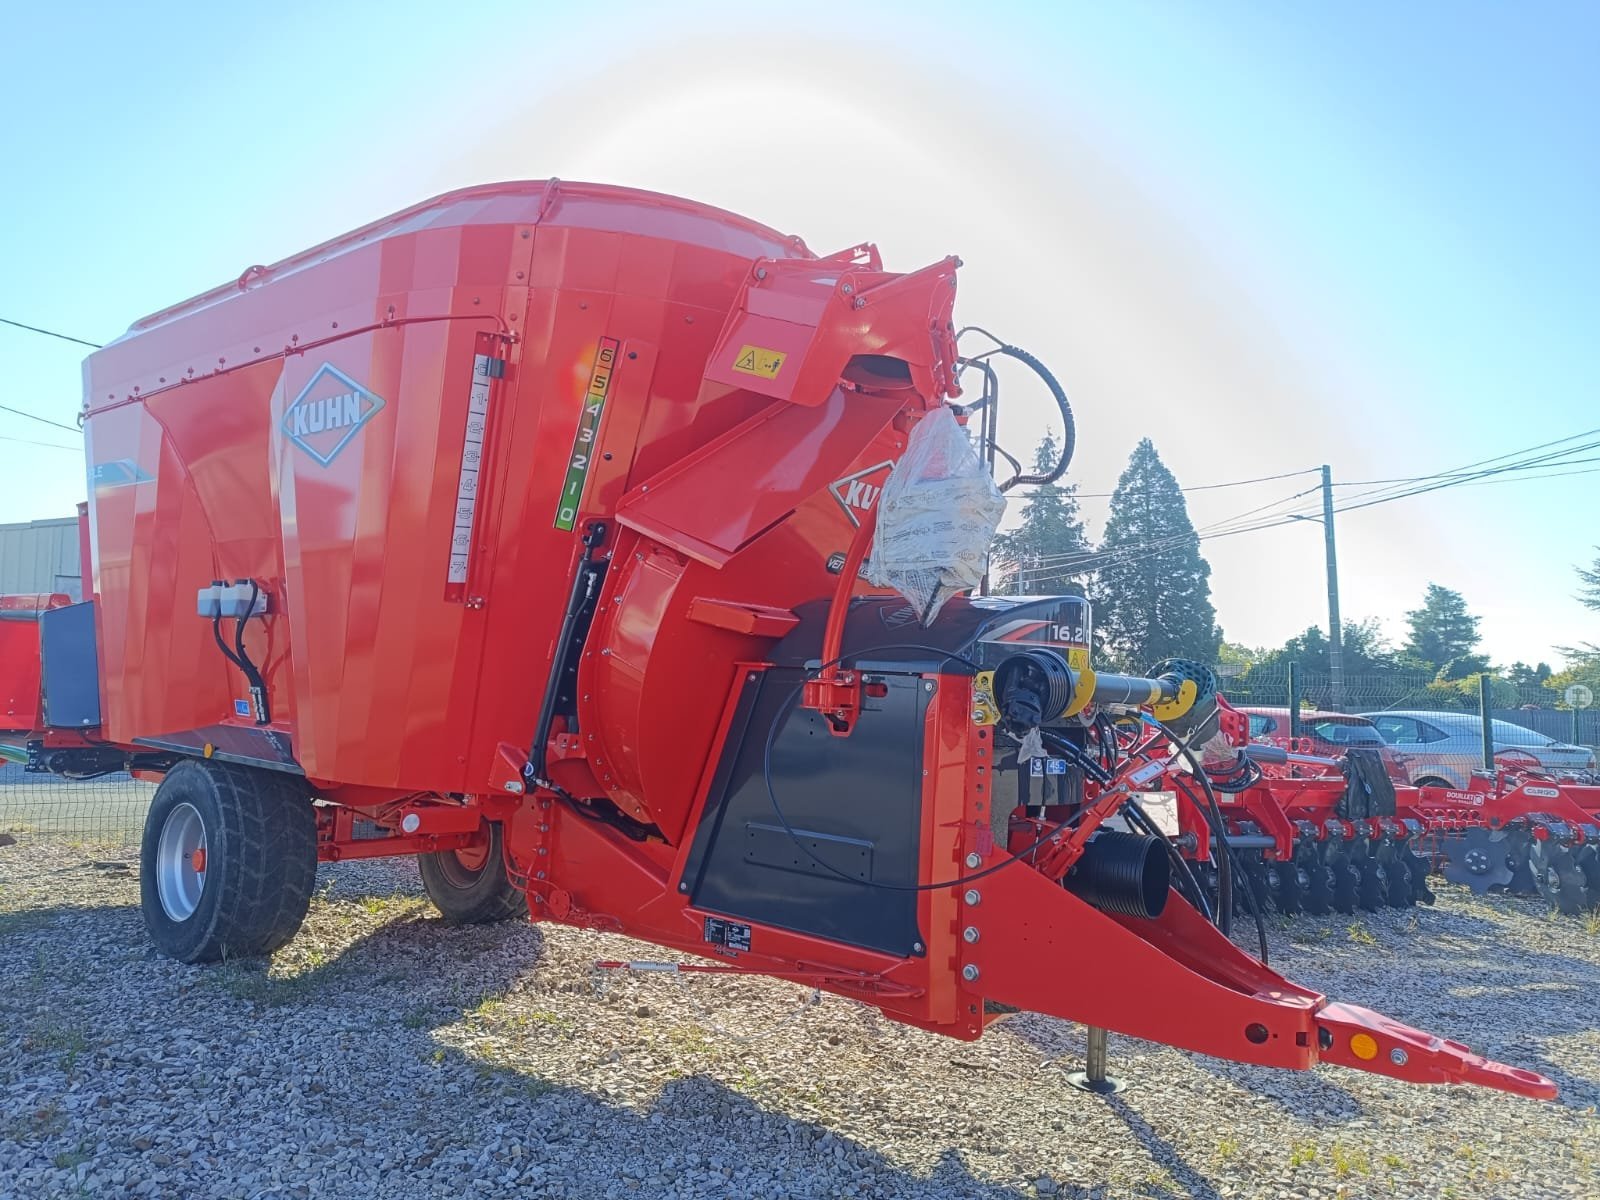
[156,802,208,921]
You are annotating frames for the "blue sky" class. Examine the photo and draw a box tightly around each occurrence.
[1,1,1594,666]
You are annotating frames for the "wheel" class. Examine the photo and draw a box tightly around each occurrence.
[418,822,526,925]
[1413,777,1453,791]
[140,760,317,963]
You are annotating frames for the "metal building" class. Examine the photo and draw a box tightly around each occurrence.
[0,516,81,600]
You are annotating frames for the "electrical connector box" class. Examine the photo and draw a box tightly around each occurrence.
[197,580,269,620]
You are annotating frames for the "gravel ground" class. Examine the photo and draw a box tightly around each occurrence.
[1,838,1596,1200]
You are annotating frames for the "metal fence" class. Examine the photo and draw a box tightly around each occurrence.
[1218,668,1599,748]
[0,760,152,851]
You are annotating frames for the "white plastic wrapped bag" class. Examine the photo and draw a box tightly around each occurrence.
[867,406,1007,624]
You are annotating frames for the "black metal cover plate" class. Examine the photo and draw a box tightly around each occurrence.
[680,667,929,957]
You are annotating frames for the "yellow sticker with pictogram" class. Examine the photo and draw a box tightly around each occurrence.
[732,344,786,380]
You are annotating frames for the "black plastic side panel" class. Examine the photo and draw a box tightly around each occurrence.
[39,601,101,730]
[681,667,929,957]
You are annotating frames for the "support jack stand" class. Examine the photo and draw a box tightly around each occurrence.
[1065,1025,1126,1095]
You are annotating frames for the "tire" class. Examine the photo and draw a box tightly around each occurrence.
[1414,776,1454,791]
[418,823,526,925]
[140,760,317,963]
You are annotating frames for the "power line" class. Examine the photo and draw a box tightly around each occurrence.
[0,432,80,452]
[1332,441,1600,515]
[0,316,102,350]
[1330,426,1600,490]
[1016,465,1319,500]
[998,427,1600,583]
[0,402,80,434]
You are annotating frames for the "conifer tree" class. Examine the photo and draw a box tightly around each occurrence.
[1095,438,1220,668]
[990,431,1090,595]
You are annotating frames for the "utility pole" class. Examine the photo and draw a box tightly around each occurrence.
[1321,465,1345,711]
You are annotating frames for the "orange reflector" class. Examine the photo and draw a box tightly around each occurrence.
[191,848,207,873]
[203,743,215,758]
[1350,1033,1379,1060]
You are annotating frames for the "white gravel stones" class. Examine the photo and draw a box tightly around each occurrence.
[1,836,1596,1199]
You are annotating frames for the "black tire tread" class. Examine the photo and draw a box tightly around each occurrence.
[142,760,317,962]
[418,823,526,925]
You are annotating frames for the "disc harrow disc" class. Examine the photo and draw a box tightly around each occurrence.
[1242,858,1273,917]
[1297,847,1333,916]
[1503,830,1537,896]
[1327,845,1360,914]
[1355,849,1387,912]
[1374,840,1412,908]
[1273,862,1308,916]
[1527,840,1589,917]
[1403,846,1435,906]
[1440,828,1513,895]
[1577,845,1600,912]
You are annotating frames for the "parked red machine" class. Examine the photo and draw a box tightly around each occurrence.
[9,180,1555,1099]
[1120,697,1600,919]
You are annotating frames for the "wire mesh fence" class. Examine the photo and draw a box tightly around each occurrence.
[1218,668,1599,748]
[0,760,152,852]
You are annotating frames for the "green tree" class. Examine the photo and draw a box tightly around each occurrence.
[1577,549,1600,612]
[1216,640,1258,676]
[1426,672,1517,710]
[1256,618,1399,673]
[1435,653,1493,683]
[1401,583,1480,671]
[1506,661,1553,689]
[1547,652,1600,703]
[990,431,1090,595]
[1095,438,1220,669]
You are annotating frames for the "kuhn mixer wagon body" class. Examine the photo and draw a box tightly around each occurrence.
[12,180,1553,1098]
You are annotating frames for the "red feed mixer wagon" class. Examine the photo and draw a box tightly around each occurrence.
[4,180,1554,1100]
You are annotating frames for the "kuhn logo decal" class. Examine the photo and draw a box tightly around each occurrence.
[829,460,895,527]
[282,364,385,466]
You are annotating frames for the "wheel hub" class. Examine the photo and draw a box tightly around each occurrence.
[156,802,208,921]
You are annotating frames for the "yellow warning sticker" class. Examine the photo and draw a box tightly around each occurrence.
[732,344,787,380]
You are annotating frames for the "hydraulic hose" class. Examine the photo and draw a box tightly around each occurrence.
[992,343,1074,489]
[955,328,1075,491]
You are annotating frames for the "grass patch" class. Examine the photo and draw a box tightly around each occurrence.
[1329,1141,1370,1177]
[1346,922,1378,947]
[52,1140,92,1171]
[401,1006,435,1030]
[1288,1142,1319,1168]
[24,1025,89,1074]
[356,894,427,920]
[665,1025,716,1057]
[209,960,328,1007]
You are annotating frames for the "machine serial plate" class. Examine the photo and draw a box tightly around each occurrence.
[702,916,752,953]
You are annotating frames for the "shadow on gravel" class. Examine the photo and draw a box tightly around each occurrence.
[1100,1094,1222,1200]
[427,1040,1053,1199]
[195,910,548,1013]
